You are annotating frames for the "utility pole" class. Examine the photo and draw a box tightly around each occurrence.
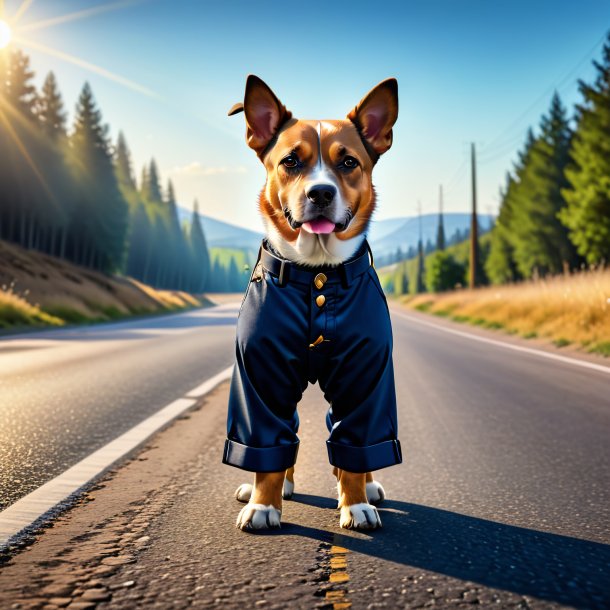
[416,200,425,293]
[469,142,479,289]
[437,184,446,251]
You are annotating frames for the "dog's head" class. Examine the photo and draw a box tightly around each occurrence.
[230,76,398,264]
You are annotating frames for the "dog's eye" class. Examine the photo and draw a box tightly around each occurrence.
[281,154,299,168]
[341,156,359,170]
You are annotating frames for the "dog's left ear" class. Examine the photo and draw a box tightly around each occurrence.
[348,78,398,158]
[230,75,292,159]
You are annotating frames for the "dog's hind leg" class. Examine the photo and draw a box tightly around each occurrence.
[236,471,284,530]
[365,471,386,505]
[283,466,295,499]
[335,468,382,530]
[235,466,295,503]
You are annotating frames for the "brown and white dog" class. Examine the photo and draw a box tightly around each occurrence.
[228,75,398,530]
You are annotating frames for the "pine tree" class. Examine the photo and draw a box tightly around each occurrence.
[188,200,211,292]
[210,257,226,292]
[228,256,242,292]
[486,130,536,283]
[126,202,152,280]
[37,72,66,139]
[147,158,163,204]
[70,82,128,271]
[560,34,610,265]
[139,165,150,200]
[5,50,37,118]
[115,131,136,191]
[486,174,523,284]
[0,50,39,248]
[510,93,577,276]
[35,71,70,256]
[165,179,190,289]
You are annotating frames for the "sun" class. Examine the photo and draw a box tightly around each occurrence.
[0,20,12,49]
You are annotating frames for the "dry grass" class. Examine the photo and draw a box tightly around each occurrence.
[0,285,63,328]
[0,240,212,330]
[400,268,610,357]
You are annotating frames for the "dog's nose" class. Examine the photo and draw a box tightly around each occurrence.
[306,184,336,208]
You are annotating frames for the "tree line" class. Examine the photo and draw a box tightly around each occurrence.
[486,35,610,284]
[0,49,247,293]
[389,34,610,294]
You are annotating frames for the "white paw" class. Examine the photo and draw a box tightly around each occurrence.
[340,503,382,530]
[283,478,294,500]
[366,480,386,505]
[234,483,253,503]
[236,503,281,530]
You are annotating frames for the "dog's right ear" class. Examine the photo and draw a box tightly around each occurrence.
[229,75,292,158]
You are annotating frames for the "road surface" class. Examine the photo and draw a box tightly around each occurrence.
[0,301,609,608]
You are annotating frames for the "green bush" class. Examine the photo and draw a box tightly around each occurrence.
[425,252,466,293]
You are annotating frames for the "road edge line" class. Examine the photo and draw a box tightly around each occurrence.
[391,308,610,375]
[0,365,234,550]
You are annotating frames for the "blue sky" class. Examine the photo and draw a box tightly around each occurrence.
[2,0,609,231]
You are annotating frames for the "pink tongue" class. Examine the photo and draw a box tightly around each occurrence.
[302,218,336,234]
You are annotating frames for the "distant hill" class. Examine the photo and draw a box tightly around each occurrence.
[177,206,494,263]
[368,213,495,259]
[177,206,263,251]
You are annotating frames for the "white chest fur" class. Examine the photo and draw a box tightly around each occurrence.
[263,217,365,266]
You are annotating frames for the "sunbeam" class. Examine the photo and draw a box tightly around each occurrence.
[18,0,146,34]
[0,99,57,205]
[11,0,35,25]
[14,35,159,98]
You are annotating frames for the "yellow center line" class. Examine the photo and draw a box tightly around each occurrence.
[325,545,352,608]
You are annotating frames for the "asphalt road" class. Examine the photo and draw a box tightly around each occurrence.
[1,301,609,608]
[0,304,238,511]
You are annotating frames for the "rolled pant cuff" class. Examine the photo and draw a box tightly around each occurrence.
[326,439,402,473]
[223,439,299,473]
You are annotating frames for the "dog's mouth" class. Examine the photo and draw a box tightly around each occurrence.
[284,208,353,234]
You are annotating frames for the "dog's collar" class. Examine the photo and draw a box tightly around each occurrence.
[259,239,373,288]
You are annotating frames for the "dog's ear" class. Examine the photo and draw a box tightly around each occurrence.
[234,75,292,158]
[347,78,398,158]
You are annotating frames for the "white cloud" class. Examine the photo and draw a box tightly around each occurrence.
[169,162,247,177]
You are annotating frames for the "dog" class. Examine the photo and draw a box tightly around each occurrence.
[223,75,401,531]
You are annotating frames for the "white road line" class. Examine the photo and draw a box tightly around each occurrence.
[391,309,610,376]
[0,365,234,550]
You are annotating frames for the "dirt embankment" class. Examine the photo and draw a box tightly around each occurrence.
[0,240,212,330]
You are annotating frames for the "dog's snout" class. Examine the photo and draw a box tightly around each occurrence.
[306,184,336,208]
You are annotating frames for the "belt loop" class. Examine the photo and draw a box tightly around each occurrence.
[365,240,375,269]
[339,264,349,289]
[278,259,288,287]
[247,245,263,283]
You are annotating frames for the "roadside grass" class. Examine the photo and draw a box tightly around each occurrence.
[0,240,213,331]
[400,267,610,357]
[0,288,63,328]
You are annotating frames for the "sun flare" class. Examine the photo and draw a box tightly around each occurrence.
[0,20,12,49]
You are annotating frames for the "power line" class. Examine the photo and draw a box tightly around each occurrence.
[479,31,607,159]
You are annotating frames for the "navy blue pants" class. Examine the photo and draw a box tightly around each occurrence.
[222,240,402,474]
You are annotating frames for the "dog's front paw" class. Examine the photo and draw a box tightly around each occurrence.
[235,483,253,503]
[366,480,386,505]
[339,503,382,530]
[236,503,281,531]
